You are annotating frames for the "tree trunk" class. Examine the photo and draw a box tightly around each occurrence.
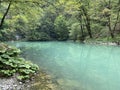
[107,16,114,38]
[78,11,85,41]
[81,7,93,38]
[79,16,85,42]
[113,0,120,33]
[106,0,114,38]
[0,1,12,29]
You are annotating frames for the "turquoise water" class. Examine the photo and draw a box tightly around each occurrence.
[8,41,120,90]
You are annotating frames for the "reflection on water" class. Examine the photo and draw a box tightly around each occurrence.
[8,41,120,90]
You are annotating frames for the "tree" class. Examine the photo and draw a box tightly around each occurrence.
[0,0,12,29]
[0,0,44,40]
[69,23,81,41]
[0,0,120,42]
[54,15,69,40]
[78,0,93,38]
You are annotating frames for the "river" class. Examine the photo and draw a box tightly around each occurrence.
[8,41,120,90]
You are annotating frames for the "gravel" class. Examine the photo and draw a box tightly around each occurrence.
[0,72,57,90]
[0,75,32,90]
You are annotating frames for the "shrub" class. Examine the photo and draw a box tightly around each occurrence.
[0,43,39,80]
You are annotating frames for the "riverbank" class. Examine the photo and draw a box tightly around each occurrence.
[83,38,120,46]
[85,41,118,46]
[0,75,30,90]
[0,71,57,90]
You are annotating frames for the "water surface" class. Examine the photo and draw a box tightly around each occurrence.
[8,41,120,90]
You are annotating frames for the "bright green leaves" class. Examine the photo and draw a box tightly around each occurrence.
[0,43,21,56]
[17,75,30,81]
[0,70,16,77]
[1,54,10,59]
[6,46,21,56]
[0,43,39,80]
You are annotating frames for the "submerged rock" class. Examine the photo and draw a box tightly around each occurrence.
[30,71,57,90]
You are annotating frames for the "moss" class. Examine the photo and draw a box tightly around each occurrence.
[0,43,39,81]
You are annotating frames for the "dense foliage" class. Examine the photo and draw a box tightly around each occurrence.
[0,43,39,80]
[0,0,120,42]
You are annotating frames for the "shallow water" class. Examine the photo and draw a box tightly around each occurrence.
[8,41,120,90]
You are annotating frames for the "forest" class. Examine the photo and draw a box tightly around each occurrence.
[0,0,120,43]
[0,0,120,90]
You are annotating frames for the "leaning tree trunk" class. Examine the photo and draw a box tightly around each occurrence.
[0,1,12,29]
[81,7,93,38]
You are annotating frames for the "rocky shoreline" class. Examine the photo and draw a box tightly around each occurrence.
[0,71,57,90]
[0,75,30,90]
[84,41,120,46]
